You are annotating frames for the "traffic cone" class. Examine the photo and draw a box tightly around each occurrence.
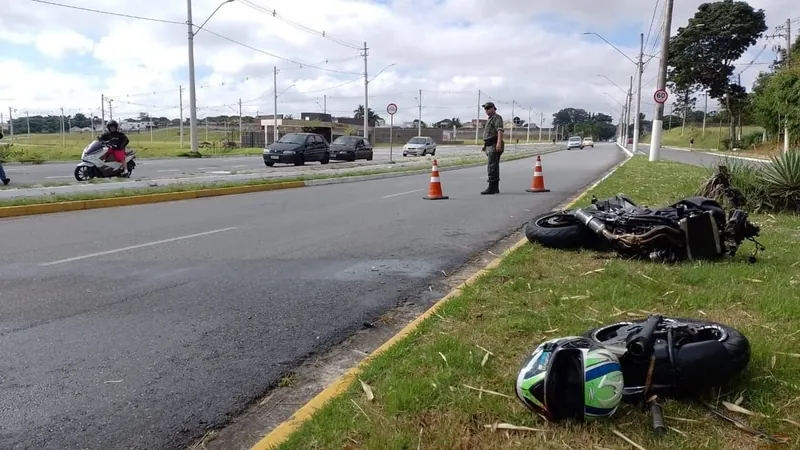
[526,155,551,193]
[423,159,449,200]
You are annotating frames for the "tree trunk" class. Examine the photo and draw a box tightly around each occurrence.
[681,91,688,136]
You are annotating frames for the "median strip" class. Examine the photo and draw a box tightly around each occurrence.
[0,149,559,218]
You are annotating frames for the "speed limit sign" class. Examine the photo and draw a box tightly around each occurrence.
[654,89,668,104]
[386,103,398,115]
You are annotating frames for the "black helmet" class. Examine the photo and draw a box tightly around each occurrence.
[107,120,119,131]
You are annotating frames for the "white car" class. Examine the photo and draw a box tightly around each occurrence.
[403,136,437,156]
[567,136,584,150]
[583,137,594,148]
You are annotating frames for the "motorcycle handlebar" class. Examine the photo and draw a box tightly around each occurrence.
[626,314,662,357]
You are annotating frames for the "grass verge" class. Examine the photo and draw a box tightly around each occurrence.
[641,125,764,151]
[0,150,544,207]
[272,155,800,450]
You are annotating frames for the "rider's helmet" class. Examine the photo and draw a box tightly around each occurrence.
[107,120,119,132]
[515,336,624,422]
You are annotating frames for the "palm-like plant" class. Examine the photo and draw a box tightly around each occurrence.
[760,149,800,210]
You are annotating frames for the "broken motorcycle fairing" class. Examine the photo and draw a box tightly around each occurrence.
[528,193,762,262]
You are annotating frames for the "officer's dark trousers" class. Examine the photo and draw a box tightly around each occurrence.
[486,146,501,184]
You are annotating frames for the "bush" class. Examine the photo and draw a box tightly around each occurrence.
[740,131,763,149]
[760,149,800,211]
[0,144,23,163]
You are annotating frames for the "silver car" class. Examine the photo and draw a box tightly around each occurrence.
[567,136,584,150]
[403,136,437,156]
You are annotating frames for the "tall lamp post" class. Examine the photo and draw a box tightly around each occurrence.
[186,0,235,154]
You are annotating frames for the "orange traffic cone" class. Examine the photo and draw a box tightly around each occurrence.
[526,155,550,193]
[423,159,449,200]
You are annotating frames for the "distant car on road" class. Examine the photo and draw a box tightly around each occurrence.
[330,136,374,162]
[582,137,594,148]
[403,136,436,156]
[567,136,584,150]
[263,133,330,166]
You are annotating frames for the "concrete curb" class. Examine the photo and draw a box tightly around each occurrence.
[616,141,634,157]
[0,149,561,219]
[248,150,635,450]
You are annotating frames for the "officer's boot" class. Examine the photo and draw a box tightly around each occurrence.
[481,181,499,195]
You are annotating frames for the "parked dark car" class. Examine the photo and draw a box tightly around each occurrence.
[263,133,330,166]
[330,136,374,162]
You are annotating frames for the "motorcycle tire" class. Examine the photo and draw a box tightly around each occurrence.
[524,210,603,250]
[583,317,750,399]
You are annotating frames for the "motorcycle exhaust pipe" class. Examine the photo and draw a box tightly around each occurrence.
[573,208,610,236]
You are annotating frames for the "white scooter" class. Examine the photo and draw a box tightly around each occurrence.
[74,140,137,181]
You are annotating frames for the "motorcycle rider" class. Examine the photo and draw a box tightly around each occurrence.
[98,120,130,176]
[0,130,9,185]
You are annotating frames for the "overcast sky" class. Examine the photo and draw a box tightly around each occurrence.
[1,0,798,126]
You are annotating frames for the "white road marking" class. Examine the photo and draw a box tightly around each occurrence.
[196,167,217,170]
[381,189,424,198]
[231,165,249,168]
[209,170,231,174]
[157,169,180,172]
[40,227,238,266]
[45,175,73,179]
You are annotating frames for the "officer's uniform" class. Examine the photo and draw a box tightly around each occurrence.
[482,102,504,195]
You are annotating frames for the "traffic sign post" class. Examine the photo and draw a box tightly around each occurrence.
[654,89,668,104]
[387,103,398,163]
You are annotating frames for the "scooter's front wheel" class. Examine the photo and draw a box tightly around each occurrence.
[74,165,94,181]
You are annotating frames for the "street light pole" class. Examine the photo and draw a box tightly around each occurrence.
[649,0,675,161]
[632,33,644,154]
[186,0,235,154]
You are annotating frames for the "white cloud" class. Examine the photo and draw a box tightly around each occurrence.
[0,0,797,125]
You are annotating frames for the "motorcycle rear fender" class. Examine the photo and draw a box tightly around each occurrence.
[77,161,95,168]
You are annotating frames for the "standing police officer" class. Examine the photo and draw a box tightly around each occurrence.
[480,102,504,195]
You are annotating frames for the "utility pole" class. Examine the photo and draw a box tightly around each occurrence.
[632,32,644,154]
[238,98,243,144]
[526,108,531,143]
[101,94,105,128]
[273,66,279,143]
[668,104,673,130]
[8,107,13,144]
[418,89,422,136]
[625,75,633,146]
[702,93,708,138]
[363,41,369,141]
[108,98,114,121]
[737,73,743,141]
[649,0,674,161]
[60,107,65,147]
[186,0,199,154]
[475,89,481,144]
[179,86,184,148]
[539,112,544,142]
[784,18,791,152]
[26,112,30,136]
[323,94,327,114]
[510,100,515,142]
[205,117,209,141]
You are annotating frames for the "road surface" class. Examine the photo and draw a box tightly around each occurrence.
[1,143,553,187]
[632,144,768,167]
[0,144,625,450]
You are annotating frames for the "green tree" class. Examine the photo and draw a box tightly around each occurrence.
[353,105,382,125]
[667,0,767,147]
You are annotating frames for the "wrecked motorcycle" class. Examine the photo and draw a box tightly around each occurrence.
[584,315,751,400]
[525,193,763,262]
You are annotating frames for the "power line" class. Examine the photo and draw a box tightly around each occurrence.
[239,0,362,50]
[27,0,184,25]
[200,27,362,75]
[644,0,662,49]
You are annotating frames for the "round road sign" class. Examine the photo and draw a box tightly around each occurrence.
[386,103,398,115]
[654,89,668,104]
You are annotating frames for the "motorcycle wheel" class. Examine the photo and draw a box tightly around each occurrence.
[524,210,601,249]
[74,166,94,181]
[583,317,750,398]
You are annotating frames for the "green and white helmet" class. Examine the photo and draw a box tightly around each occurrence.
[515,336,624,422]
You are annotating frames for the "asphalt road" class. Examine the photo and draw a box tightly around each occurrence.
[0,144,625,450]
[632,144,768,167]
[1,143,550,186]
